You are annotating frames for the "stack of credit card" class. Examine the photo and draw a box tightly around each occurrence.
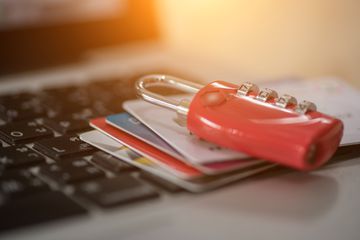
[80,78,360,192]
[80,102,276,192]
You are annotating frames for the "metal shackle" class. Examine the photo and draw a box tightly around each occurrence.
[135,75,203,125]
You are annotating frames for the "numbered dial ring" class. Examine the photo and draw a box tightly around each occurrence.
[295,100,317,114]
[256,88,278,102]
[275,94,298,108]
[237,82,259,96]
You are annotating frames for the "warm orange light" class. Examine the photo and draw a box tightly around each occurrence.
[156,0,360,86]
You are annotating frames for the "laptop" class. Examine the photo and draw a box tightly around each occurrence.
[1,1,360,239]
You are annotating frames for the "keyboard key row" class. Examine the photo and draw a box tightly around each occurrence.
[0,120,52,145]
[0,145,45,169]
[0,93,46,122]
[0,170,49,199]
[0,72,186,233]
[43,117,90,134]
[33,135,96,160]
[39,159,105,185]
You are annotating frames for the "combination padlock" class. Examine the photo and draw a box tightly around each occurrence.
[136,75,343,170]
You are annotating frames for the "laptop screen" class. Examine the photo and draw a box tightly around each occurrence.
[0,0,159,75]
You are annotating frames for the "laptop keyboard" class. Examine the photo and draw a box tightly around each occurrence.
[0,73,181,232]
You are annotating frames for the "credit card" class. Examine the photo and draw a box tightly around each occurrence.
[90,117,202,179]
[106,113,183,159]
[123,99,248,165]
[80,130,276,192]
[261,78,360,146]
[106,113,264,174]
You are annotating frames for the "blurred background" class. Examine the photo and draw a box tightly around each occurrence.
[1,0,359,86]
[156,0,360,86]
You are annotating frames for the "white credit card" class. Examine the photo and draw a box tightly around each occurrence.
[123,99,248,165]
[80,130,275,192]
[261,78,360,146]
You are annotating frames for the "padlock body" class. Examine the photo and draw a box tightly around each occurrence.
[187,81,343,170]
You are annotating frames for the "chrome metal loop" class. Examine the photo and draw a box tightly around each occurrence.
[135,74,202,114]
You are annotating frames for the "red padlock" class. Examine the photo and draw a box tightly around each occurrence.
[136,75,343,170]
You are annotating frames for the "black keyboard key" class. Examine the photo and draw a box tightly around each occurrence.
[62,88,92,107]
[91,151,136,173]
[41,86,78,100]
[0,191,88,232]
[33,135,96,160]
[41,86,91,106]
[43,117,90,134]
[0,93,46,122]
[90,100,115,117]
[47,106,98,120]
[0,120,53,145]
[45,103,87,119]
[39,159,105,185]
[70,107,97,120]
[41,87,93,117]
[75,175,159,208]
[0,106,45,123]
[0,170,49,199]
[0,145,45,169]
